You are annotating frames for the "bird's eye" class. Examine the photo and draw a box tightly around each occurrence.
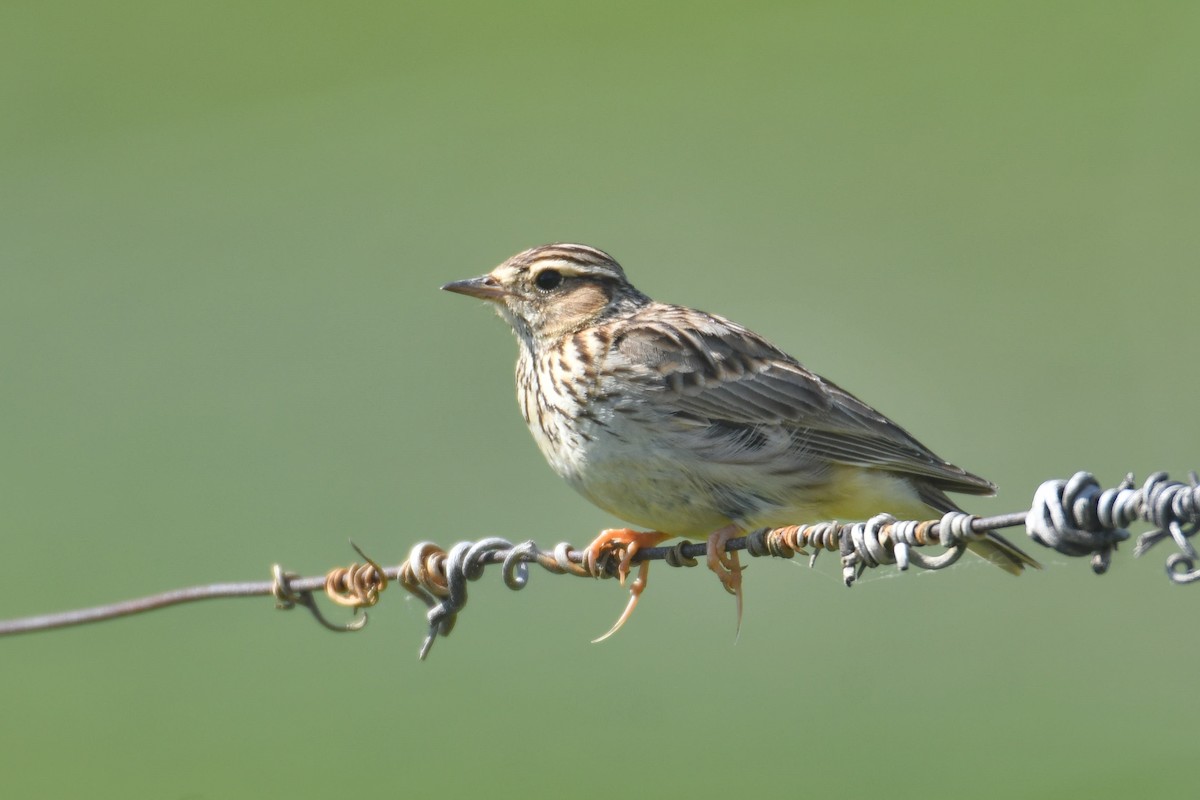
[534,270,563,291]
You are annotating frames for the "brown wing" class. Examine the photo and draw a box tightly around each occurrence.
[612,303,995,496]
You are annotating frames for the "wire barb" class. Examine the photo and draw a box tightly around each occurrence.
[397,538,533,660]
[1131,472,1200,584]
[272,561,370,633]
[324,542,389,609]
[1026,472,1132,573]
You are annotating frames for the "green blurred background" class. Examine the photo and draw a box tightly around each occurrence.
[3,2,1198,797]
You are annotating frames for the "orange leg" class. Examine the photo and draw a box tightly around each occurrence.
[707,524,744,637]
[582,528,669,642]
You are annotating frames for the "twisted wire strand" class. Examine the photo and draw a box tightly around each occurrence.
[1,471,1198,654]
[324,542,388,609]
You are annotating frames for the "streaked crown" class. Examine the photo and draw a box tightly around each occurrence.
[504,243,628,281]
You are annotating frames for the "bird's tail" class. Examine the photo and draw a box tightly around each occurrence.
[967,533,1041,575]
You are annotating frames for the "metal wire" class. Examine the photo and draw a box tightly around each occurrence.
[1,470,1197,656]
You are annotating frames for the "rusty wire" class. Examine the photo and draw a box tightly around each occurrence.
[0,470,1196,658]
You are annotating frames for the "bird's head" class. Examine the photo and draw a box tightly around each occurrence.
[442,243,650,347]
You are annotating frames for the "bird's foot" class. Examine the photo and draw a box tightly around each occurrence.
[706,524,745,638]
[583,525,672,642]
[583,528,669,585]
[582,528,669,643]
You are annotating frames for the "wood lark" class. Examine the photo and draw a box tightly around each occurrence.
[443,243,1039,638]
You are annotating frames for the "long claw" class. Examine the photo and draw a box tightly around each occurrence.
[591,561,651,643]
[583,529,669,642]
[706,525,745,639]
[730,550,743,643]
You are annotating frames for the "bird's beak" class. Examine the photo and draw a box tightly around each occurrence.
[440,274,508,301]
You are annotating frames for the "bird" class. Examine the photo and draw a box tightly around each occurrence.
[442,243,1039,639]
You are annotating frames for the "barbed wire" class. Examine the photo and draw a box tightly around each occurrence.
[1,471,1196,659]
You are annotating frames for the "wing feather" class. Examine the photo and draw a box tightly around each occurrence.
[612,304,994,496]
